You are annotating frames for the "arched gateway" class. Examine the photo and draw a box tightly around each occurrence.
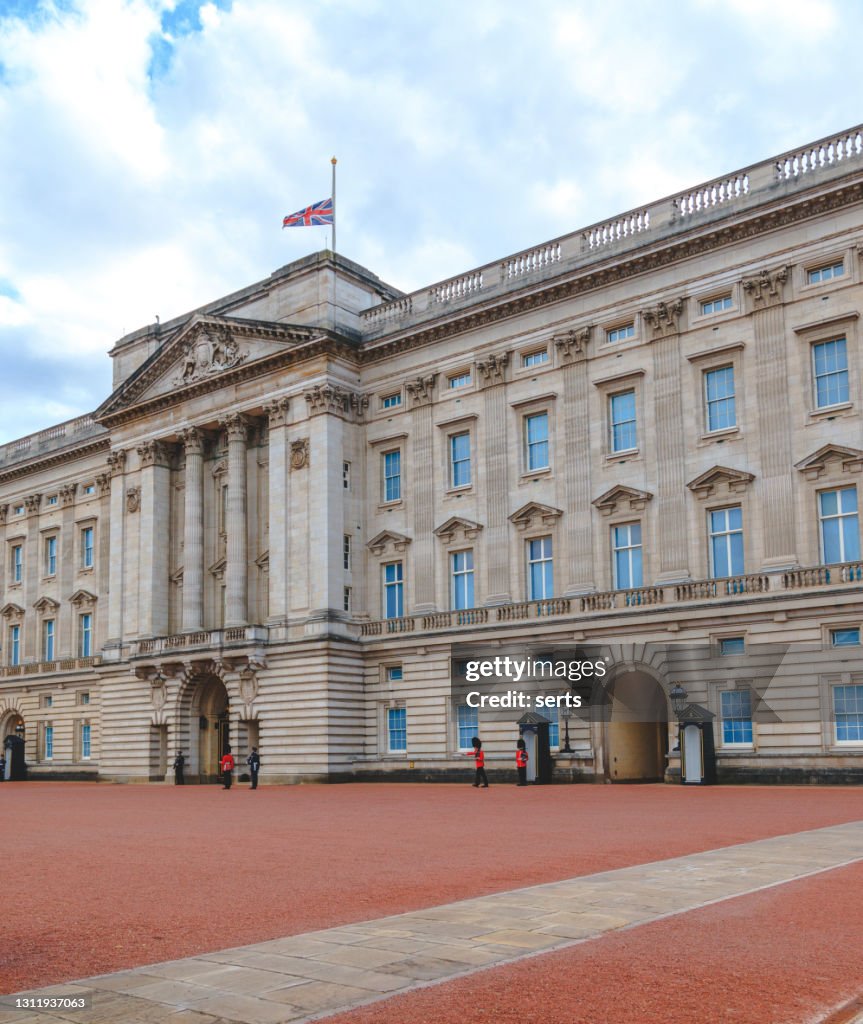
[604,669,670,782]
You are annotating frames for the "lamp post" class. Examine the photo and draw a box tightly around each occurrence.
[560,702,574,754]
[669,682,688,718]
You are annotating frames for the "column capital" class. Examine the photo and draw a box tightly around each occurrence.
[179,426,205,455]
[0,504,7,525]
[95,472,111,497]
[476,352,510,388]
[107,449,127,476]
[554,327,591,363]
[24,493,42,515]
[219,413,252,442]
[405,373,438,408]
[59,482,78,507]
[263,397,290,428]
[743,266,789,309]
[643,298,685,339]
[137,439,172,468]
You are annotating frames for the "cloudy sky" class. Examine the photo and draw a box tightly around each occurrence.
[0,0,860,443]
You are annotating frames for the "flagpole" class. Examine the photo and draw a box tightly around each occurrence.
[331,156,337,254]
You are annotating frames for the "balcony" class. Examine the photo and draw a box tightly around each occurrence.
[129,626,267,659]
[0,656,101,679]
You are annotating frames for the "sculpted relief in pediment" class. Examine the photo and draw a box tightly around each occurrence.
[172,327,246,386]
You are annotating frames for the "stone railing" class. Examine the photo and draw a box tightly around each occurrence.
[0,656,101,679]
[775,127,863,181]
[582,209,650,250]
[783,561,863,589]
[0,413,104,468]
[360,295,413,326]
[130,626,266,658]
[429,270,484,305]
[673,174,749,218]
[501,242,562,280]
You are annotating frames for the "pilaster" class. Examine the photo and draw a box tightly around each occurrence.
[220,415,250,628]
[137,440,172,638]
[264,399,290,625]
[478,359,511,604]
[406,374,437,611]
[180,427,205,632]
[106,452,126,646]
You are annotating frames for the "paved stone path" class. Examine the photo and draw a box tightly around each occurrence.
[3,821,862,1024]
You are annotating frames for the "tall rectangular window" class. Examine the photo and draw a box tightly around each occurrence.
[343,461,351,490]
[820,487,860,564]
[710,506,744,578]
[834,685,863,742]
[383,562,404,619]
[43,619,55,661]
[383,450,401,502]
[45,536,57,576]
[813,338,849,408]
[79,613,92,657]
[705,366,736,431]
[387,707,407,751]
[610,391,637,452]
[343,534,352,571]
[457,704,478,749]
[81,723,91,759]
[451,550,475,610]
[343,586,351,613]
[12,545,22,584]
[612,523,643,589]
[9,624,20,666]
[721,690,753,745]
[525,413,549,471]
[450,432,471,488]
[527,536,553,599]
[44,724,53,760]
[81,526,94,569]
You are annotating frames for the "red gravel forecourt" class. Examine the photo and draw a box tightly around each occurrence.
[3,781,863,1013]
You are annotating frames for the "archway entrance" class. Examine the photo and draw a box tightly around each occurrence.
[606,671,668,782]
[192,677,230,782]
[0,711,24,742]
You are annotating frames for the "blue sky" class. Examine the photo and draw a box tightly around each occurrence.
[0,0,860,443]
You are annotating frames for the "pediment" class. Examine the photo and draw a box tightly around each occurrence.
[0,603,24,620]
[69,589,97,608]
[678,702,715,723]
[794,444,863,481]
[509,502,563,531]
[33,596,61,613]
[592,485,653,516]
[367,530,412,556]
[433,517,484,542]
[97,315,319,417]
[687,465,755,499]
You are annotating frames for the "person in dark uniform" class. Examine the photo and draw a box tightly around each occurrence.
[0,753,5,782]
[172,751,185,786]
[515,738,528,786]
[220,746,235,789]
[246,746,260,790]
[467,736,488,787]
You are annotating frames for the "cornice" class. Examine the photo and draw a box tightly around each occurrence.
[0,437,111,485]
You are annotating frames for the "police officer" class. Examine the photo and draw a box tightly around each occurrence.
[220,746,235,789]
[246,746,260,790]
[173,750,185,786]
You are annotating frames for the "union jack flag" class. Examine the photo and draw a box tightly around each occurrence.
[282,197,334,228]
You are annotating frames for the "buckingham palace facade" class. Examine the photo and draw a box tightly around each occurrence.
[3,125,863,785]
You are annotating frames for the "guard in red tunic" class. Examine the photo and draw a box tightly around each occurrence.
[467,736,489,788]
[220,747,235,789]
[516,738,528,787]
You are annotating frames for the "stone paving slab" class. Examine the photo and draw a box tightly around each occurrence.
[3,820,863,1024]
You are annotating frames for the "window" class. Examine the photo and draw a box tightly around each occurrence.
[43,619,55,661]
[819,487,860,564]
[382,392,402,409]
[46,495,58,507]
[546,705,559,748]
[527,536,553,599]
[343,461,351,490]
[12,544,23,583]
[522,349,549,367]
[81,526,94,569]
[448,372,471,389]
[721,690,753,745]
[607,323,635,343]
[457,704,478,749]
[832,628,861,647]
[610,391,637,452]
[812,338,849,408]
[78,691,90,705]
[525,412,549,471]
[45,535,57,576]
[834,685,863,742]
[612,523,643,589]
[451,550,475,610]
[386,666,403,682]
[383,562,404,619]
[450,432,471,488]
[808,261,844,284]
[700,295,733,316]
[42,694,53,708]
[383,450,401,502]
[343,534,352,571]
[81,723,91,759]
[387,707,407,752]
[9,625,20,666]
[343,586,351,612]
[44,724,54,760]
[705,366,736,431]
[82,483,96,496]
[13,504,24,516]
[720,636,745,656]
[709,506,744,578]
[79,613,92,657]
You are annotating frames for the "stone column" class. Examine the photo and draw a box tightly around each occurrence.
[106,452,126,646]
[743,268,796,568]
[477,356,511,604]
[57,483,77,655]
[645,299,690,582]
[137,440,172,638]
[221,414,249,628]
[0,504,7,610]
[405,374,438,611]
[180,427,205,632]
[264,399,290,625]
[23,493,41,660]
[555,328,595,594]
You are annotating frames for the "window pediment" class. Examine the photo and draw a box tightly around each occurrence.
[794,444,863,481]
[1,603,24,620]
[592,485,653,516]
[433,517,484,543]
[33,596,61,613]
[367,530,412,556]
[687,465,755,499]
[509,502,563,531]
[69,589,97,609]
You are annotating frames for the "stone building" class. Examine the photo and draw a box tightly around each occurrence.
[2,124,863,784]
